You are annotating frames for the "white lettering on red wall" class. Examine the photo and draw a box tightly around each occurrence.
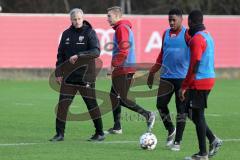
[0,14,239,68]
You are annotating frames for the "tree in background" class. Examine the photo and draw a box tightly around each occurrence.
[0,0,239,15]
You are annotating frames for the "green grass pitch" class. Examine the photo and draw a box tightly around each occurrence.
[0,79,239,160]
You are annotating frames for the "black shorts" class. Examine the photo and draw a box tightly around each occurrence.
[186,89,210,109]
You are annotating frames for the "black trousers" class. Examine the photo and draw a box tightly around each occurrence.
[110,73,150,129]
[56,82,103,135]
[156,78,187,143]
[186,89,216,155]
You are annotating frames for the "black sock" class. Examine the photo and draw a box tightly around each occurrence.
[175,113,187,143]
[206,125,216,144]
[113,105,121,130]
[56,118,65,136]
[192,108,207,155]
[158,106,174,135]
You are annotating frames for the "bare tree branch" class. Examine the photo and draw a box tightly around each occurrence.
[1,0,239,14]
[63,0,70,12]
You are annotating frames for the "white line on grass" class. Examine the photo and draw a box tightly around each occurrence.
[205,113,221,117]
[0,141,138,146]
[94,139,240,143]
[222,139,240,142]
[0,143,39,146]
[96,141,138,144]
[1,138,240,147]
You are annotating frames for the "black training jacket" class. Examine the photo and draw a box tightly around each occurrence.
[55,20,100,84]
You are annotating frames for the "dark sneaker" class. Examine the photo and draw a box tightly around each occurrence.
[104,128,123,135]
[147,112,156,132]
[166,128,176,147]
[88,134,105,141]
[209,137,223,158]
[49,134,64,142]
[185,153,209,160]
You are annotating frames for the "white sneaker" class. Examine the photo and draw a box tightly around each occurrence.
[209,137,223,158]
[166,128,176,147]
[104,128,123,135]
[147,112,156,132]
[171,142,180,151]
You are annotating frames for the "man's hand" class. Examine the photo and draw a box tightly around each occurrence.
[179,88,186,102]
[56,76,63,85]
[69,55,78,64]
[147,72,155,89]
[106,66,113,76]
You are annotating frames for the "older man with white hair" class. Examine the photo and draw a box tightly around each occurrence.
[50,8,105,142]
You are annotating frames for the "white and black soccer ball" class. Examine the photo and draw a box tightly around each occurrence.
[139,132,157,150]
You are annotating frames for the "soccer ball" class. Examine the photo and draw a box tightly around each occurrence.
[139,132,157,150]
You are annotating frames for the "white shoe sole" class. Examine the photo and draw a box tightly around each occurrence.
[171,147,180,151]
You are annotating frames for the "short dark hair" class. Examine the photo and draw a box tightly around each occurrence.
[168,8,183,16]
[188,10,203,25]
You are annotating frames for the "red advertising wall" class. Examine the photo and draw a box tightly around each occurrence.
[0,14,240,68]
